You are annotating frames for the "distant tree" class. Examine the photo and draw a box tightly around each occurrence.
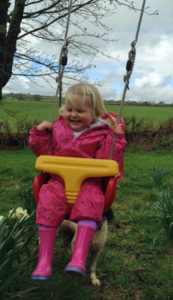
[33,95,41,102]
[0,0,142,100]
[18,94,25,101]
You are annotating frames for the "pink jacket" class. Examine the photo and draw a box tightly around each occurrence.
[29,116,127,226]
[29,116,126,163]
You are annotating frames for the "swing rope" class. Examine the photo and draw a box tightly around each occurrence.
[50,0,73,124]
[109,0,146,159]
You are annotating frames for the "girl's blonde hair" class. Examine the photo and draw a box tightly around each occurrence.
[63,82,106,120]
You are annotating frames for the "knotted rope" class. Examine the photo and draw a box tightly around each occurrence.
[109,0,146,158]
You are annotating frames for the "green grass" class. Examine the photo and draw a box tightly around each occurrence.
[1,148,173,299]
[0,99,173,131]
[109,104,173,124]
[0,150,36,214]
[0,99,59,130]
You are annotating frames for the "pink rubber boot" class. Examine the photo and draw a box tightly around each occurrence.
[64,220,96,277]
[31,226,57,280]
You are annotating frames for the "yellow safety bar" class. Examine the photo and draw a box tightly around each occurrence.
[35,156,119,207]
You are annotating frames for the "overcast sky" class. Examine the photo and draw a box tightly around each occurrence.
[4,0,173,104]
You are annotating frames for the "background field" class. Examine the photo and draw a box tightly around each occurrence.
[0,99,173,131]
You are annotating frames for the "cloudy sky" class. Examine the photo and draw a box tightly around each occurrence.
[4,0,173,104]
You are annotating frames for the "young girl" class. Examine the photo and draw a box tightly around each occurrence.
[29,82,126,280]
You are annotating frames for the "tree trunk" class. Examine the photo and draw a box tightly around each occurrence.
[0,0,25,99]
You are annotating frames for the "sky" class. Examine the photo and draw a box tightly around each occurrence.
[4,0,173,104]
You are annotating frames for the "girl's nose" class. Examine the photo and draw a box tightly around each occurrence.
[71,111,77,117]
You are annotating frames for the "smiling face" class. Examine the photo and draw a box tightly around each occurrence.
[64,95,95,132]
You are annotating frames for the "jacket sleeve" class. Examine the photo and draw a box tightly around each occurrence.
[95,132,127,179]
[29,125,50,156]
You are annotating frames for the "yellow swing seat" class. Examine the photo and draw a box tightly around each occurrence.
[35,155,119,207]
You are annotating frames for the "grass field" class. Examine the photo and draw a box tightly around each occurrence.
[0,99,173,131]
[106,104,173,124]
[1,148,173,299]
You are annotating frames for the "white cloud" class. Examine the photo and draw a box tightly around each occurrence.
[128,84,173,104]
[134,72,163,88]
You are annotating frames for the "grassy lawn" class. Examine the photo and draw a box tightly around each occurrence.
[107,104,173,124]
[0,148,173,299]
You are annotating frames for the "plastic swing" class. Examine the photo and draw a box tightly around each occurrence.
[32,0,146,213]
[32,112,125,213]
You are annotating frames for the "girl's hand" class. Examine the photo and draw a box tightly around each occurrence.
[112,121,123,135]
[37,121,53,131]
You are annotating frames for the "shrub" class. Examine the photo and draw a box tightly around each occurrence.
[151,166,169,190]
[0,119,39,150]
[124,117,173,151]
[0,209,36,299]
[152,188,173,244]
[17,183,36,216]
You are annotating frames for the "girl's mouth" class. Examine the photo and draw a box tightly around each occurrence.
[70,120,80,123]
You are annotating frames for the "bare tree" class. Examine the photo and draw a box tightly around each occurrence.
[0,0,148,100]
